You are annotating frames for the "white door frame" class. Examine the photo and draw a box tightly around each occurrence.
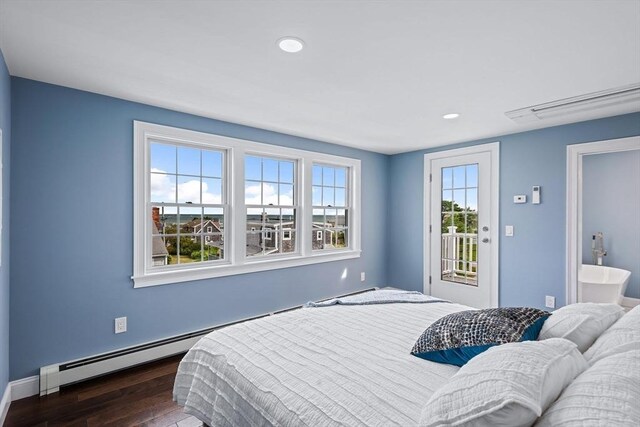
[566,136,640,305]
[423,142,500,307]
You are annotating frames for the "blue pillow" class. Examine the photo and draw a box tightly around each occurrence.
[411,307,549,366]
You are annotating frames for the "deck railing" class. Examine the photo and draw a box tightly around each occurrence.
[441,226,478,284]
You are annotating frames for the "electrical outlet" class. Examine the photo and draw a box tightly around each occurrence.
[505,225,514,237]
[360,272,366,282]
[115,317,127,334]
[545,296,556,309]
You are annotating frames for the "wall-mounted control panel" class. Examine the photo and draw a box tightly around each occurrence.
[513,195,527,204]
[532,185,541,204]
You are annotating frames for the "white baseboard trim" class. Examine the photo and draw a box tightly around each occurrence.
[0,382,10,426]
[621,296,640,309]
[0,375,40,424]
[11,376,39,401]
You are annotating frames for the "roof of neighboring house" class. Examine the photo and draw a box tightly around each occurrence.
[151,222,169,257]
[182,218,223,233]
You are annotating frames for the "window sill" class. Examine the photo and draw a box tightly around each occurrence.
[132,250,361,288]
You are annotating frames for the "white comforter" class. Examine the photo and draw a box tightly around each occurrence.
[174,299,468,426]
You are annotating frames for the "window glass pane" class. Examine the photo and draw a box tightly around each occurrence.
[202,150,222,178]
[312,186,322,206]
[280,231,296,253]
[335,168,346,187]
[203,207,224,229]
[151,205,177,235]
[441,190,453,212]
[263,158,278,182]
[179,206,202,233]
[466,188,477,212]
[466,164,478,187]
[334,188,346,207]
[312,165,323,185]
[337,209,348,227]
[279,184,294,206]
[245,180,262,205]
[452,166,465,188]
[323,167,335,186]
[262,182,278,205]
[151,173,176,203]
[178,235,202,263]
[202,178,222,204]
[279,161,294,183]
[322,187,334,206]
[453,213,466,235]
[325,208,337,227]
[332,229,348,248]
[177,146,200,176]
[453,189,465,211]
[202,233,223,260]
[150,142,176,174]
[178,175,201,204]
[442,167,453,189]
[245,156,261,181]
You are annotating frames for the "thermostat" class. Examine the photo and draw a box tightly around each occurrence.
[513,195,527,204]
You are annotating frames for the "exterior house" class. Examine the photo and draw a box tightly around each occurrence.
[246,220,296,256]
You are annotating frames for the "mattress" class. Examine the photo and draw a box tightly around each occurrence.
[174,299,469,426]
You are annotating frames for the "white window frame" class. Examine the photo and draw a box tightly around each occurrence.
[133,121,361,287]
[283,229,292,241]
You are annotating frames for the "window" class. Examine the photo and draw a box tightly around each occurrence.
[149,141,225,267]
[312,164,349,250]
[245,155,296,257]
[133,121,361,287]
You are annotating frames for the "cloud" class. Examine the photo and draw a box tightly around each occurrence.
[150,168,221,204]
[245,183,293,206]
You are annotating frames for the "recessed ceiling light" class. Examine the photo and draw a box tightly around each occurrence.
[443,113,460,119]
[278,37,305,53]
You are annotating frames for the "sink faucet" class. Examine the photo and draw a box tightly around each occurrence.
[592,232,607,266]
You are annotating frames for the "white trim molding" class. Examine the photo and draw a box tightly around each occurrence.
[0,376,40,424]
[423,142,500,308]
[566,136,640,304]
[133,121,361,287]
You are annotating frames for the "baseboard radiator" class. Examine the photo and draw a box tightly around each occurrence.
[40,287,377,396]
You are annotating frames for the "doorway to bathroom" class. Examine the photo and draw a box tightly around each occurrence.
[566,136,640,306]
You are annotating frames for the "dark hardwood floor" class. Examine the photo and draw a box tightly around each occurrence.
[4,354,201,427]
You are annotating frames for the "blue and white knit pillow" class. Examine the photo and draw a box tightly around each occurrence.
[411,307,550,366]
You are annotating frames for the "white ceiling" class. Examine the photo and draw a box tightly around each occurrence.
[1,0,639,154]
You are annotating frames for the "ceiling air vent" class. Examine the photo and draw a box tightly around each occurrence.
[505,83,640,123]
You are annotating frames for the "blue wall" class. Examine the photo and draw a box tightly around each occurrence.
[388,113,640,309]
[582,150,640,298]
[0,49,11,397]
[9,77,389,380]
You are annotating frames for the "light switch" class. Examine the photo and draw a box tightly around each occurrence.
[505,225,514,237]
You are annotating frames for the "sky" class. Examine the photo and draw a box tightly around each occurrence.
[150,142,348,210]
[442,164,478,212]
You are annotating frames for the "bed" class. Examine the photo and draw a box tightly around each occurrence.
[174,290,640,427]
[173,292,467,426]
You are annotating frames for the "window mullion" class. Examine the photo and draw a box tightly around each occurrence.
[301,157,313,256]
[231,147,246,266]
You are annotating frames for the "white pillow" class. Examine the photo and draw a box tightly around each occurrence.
[419,338,587,427]
[535,349,640,426]
[583,305,640,364]
[538,303,624,352]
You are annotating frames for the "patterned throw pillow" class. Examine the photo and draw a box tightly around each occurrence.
[411,307,550,366]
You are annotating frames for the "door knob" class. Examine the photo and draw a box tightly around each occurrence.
[482,226,489,232]
[482,238,490,243]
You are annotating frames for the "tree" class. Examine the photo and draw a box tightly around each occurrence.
[441,200,477,234]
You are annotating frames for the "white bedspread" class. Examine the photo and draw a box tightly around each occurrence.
[174,299,468,426]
